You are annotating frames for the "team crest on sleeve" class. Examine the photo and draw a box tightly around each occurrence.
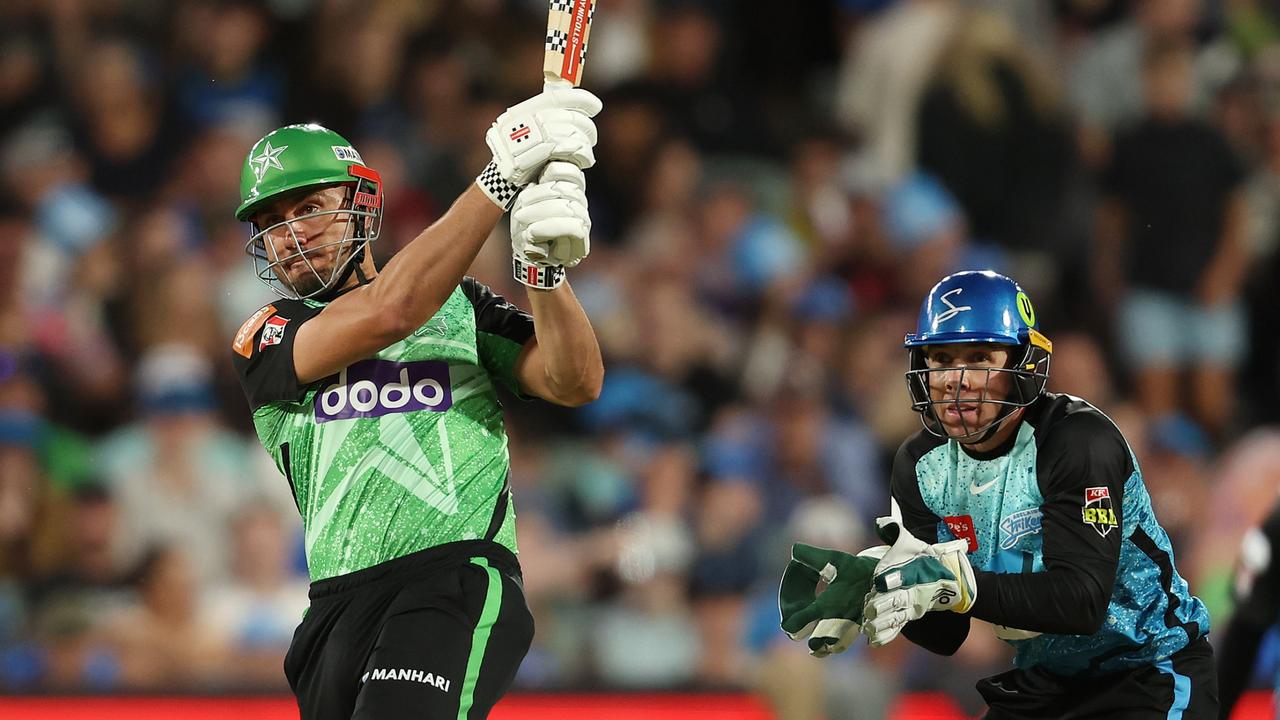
[233,304,277,358]
[259,315,290,351]
[1082,486,1118,537]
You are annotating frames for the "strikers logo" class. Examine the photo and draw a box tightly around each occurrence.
[259,315,289,351]
[1082,486,1118,537]
[999,508,1042,550]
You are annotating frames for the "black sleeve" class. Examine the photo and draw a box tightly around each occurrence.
[1218,505,1280,719]
[890,439,973,656]
[229,301,323,410]
[461,277,535,396]
[461,277,535,344]
[968,412,1126,635]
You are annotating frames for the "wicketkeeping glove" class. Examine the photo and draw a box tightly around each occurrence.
[861,518,977,647]
[476,87,601,210]
[778,543,888,658]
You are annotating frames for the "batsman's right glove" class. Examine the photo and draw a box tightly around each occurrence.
[509,162,590,289]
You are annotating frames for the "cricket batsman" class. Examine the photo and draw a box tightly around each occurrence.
[229,86,602,720]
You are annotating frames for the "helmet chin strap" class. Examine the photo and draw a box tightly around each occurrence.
[313,188,374,302]
[353,249,371,285]
[313,240,370,302]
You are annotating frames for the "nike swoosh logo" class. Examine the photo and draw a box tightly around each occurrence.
[969,478,999,495]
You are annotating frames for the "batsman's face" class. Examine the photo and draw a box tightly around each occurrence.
[252,185,354,296]
[923,343,1013,439]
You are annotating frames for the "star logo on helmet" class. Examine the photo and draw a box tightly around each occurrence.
[250,141,288,181]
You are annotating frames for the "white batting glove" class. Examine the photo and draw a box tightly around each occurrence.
[476,87,601,210]
[513,163,590,266]
[510,163,590,290]
[860,518,977,647]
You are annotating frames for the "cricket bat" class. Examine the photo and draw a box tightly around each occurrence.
[532,0,596,264]
[543,0,596,92]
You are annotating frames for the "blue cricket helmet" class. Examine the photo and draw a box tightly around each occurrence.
[904,271,1053,441]
[905,270,1042,347]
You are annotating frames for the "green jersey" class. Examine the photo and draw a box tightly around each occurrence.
[231,278,533,581]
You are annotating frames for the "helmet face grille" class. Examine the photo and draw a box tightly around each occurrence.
[243,179,384,300]
[904,346,1051,442]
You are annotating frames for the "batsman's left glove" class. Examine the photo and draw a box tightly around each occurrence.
[476,87,600,210]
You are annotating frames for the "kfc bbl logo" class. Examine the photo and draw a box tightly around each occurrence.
[1082,486,1118,537]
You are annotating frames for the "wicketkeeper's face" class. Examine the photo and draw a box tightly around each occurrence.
[922,343,1014,440]
[251,185,357,297]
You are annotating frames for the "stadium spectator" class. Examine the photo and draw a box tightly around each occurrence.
[97,545,230,690]
[205,502,308,690]
[1096,36,1249,441]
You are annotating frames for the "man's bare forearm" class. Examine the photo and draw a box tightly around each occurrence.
[525,282,603,406]
[369,186,504,333]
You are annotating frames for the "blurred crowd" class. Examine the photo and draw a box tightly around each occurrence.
[3,0,1280,716]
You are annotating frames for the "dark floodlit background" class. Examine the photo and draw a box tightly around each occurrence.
[2,0,1279,718]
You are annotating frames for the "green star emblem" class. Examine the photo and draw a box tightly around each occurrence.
[250,141,288,181]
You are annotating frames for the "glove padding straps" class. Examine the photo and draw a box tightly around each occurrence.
[513,255,566,290]
[477,161,523,210]
[861,518,977,647]
[778,543,887,658]
[511,162,590,267]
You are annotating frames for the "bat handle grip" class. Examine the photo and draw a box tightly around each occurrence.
[543,76,574,92]
[539,76,582,184]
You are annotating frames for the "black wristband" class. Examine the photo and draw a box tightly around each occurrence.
[476,161,522,210]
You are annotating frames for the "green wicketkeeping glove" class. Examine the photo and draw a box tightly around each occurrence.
[778,542,887,657]
[861,518,977,647]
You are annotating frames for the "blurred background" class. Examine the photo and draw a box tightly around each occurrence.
[2,0,1280,717]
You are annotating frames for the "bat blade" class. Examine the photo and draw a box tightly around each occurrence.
[544,0,596,89]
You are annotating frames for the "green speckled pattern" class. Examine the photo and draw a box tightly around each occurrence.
[250,287,519,581]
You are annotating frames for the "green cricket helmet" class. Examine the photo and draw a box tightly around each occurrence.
[237,123,383,300]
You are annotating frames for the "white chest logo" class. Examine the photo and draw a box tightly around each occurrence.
[969,477,999,495]
[936,288,972,323]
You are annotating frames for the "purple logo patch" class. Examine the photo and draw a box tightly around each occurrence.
[315,359,452,423]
